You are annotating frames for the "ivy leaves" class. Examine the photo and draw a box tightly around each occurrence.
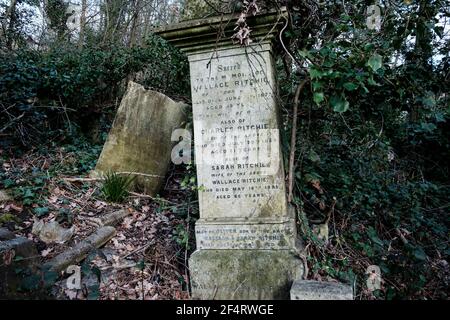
[313,92,325,105]
[330,95,350,113]
[368,53,383,72]
[303,44,384,114]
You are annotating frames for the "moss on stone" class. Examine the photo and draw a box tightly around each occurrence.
[189,249,304,299]
[94,82,188,196]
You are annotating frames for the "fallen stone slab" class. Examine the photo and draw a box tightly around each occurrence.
[93,81,188,195]
[290,280,353,300]
[43,226,116,274]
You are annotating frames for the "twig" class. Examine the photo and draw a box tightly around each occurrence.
[58,96,72,133]
[116,171,164,178]
[395,228,409,245]
[185,197,191,298]
[121,241,153,260]
[279,14,300,69]
[63,177,102,182]
[288,79,308,203]
[0,112,25,133]
[128,191,177,205]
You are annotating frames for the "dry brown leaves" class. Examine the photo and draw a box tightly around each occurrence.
[1,147,191,300]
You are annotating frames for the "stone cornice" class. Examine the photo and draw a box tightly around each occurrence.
[154,8,287,55]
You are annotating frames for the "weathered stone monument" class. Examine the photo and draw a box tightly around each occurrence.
[157,6,304,299]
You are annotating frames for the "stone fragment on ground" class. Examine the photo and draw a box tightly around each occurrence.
[0,190,12,203]
[32,218,75,244]
[290,280,354,300]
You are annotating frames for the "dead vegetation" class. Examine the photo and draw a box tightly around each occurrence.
[0,145,194,300]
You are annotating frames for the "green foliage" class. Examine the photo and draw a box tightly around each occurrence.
[0,213,20,226]
[281,0,449,299]
[33,207,50,217]
[100,171,135,203]
[0,36,188,147]
[173,223,191,250]
[180,163,203,192]
[56,207,73,225]
[45,0,69,40]
[0,131,103,210]
[8,264,58,299]
[80,250,107,300]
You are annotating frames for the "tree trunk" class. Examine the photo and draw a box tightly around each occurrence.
[5,0,18,49]
[142,2,153,44]
[415,0,434,70]
[127,0,141,47]
[78,0,87,49]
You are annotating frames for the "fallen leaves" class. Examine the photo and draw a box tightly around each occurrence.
[41,247,53,257]
[2,146,191,300]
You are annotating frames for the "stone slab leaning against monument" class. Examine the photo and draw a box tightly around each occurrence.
[93,81,188,196]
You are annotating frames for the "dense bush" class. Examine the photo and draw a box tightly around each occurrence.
[277,0,449,299]
[0,36,189,146]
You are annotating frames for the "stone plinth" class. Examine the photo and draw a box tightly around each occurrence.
[190,250,304,300]
[290,280,354,300]
[156,8,304,300]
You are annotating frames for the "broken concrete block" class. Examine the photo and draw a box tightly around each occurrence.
[32,218,74,244]
[93,81,188,196]
[290,280,354,300]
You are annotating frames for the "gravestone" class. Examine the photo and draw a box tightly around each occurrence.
[156,8,304,299]
[94,81,188,195]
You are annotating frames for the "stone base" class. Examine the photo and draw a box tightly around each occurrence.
[189,249,304,300]
[290,280,354,300]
